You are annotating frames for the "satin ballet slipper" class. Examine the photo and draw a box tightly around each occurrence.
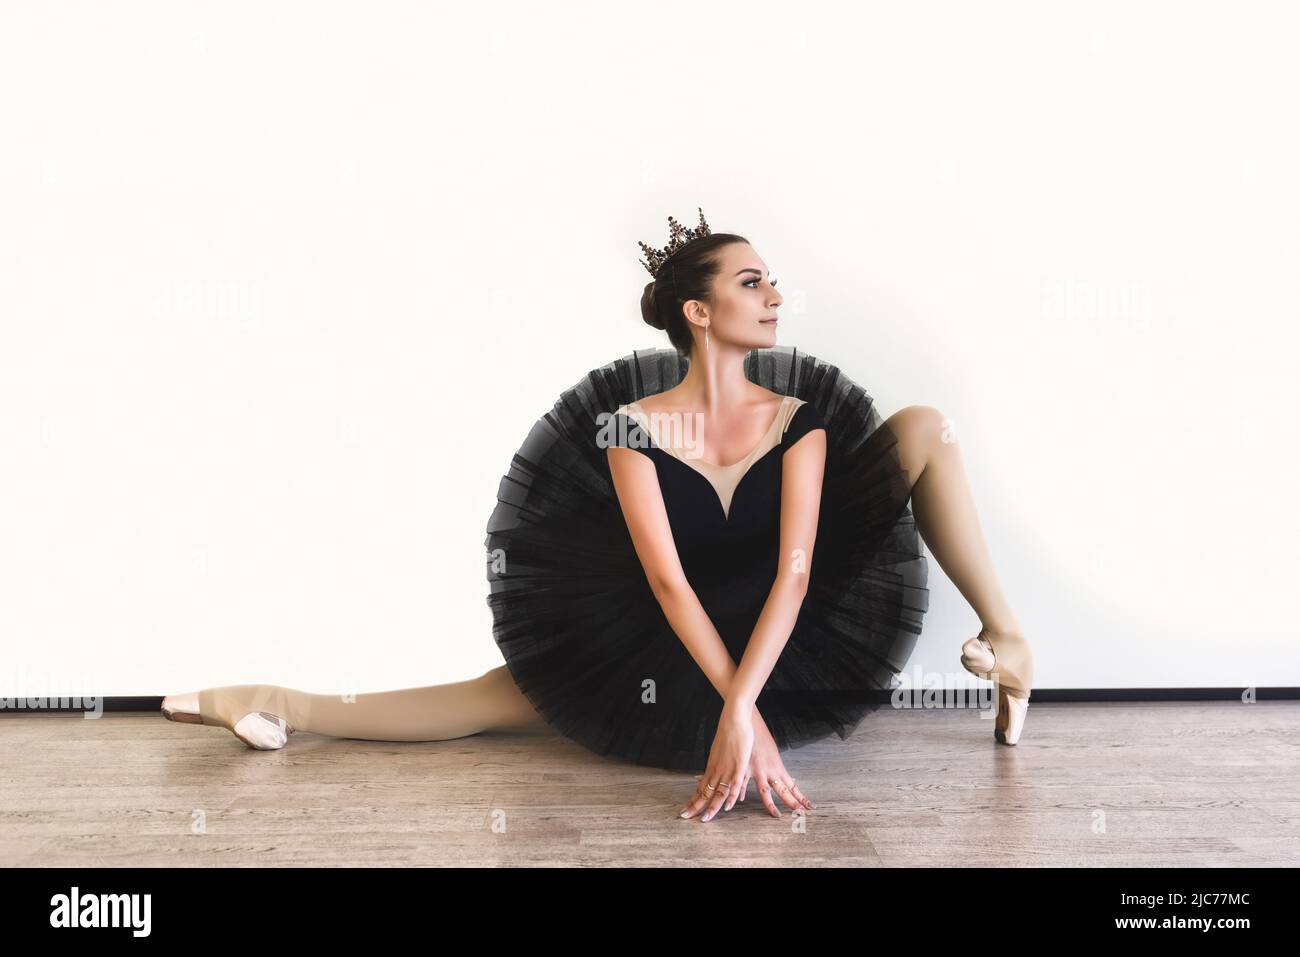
[162,686,300,750]
[960,628,1033,745]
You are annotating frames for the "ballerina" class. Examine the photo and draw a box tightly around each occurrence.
[164,208,1033,825]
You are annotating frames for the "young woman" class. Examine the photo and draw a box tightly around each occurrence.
[163,209,1033,824]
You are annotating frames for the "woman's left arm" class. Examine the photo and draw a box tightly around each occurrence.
[727,423,828,713]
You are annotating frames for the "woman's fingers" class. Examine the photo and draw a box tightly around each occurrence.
[787,780,814,809]
[723,771,743,812]
[701,770,737,821]
[755,777,781,817]
[680,776,714,818]
[680,769,810,821]
[681,780,702,816]
[770,776,805,811]
[727,773,747,810]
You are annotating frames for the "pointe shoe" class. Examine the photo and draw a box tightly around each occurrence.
[960,628,1033,745]
[162,689,297,750]
[161,692,203,725]
[227,712,295,750]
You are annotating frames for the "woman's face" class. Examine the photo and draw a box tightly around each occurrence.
[688,242,783,352]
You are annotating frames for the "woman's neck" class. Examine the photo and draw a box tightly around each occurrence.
[670,347,761,411]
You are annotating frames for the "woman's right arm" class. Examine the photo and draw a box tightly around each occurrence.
[606,442,745,704]
[610,438,802,817]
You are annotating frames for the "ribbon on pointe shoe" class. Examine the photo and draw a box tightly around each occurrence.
[961,630,1033,701]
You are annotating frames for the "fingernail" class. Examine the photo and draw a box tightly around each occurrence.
[680,810,690,818]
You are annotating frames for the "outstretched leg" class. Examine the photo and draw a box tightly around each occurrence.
[885,405,1023,641]
[883,405,1034,725]
[166,665,546,747]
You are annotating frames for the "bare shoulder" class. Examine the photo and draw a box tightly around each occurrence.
[633,387,690,417]
[750,388,790,419]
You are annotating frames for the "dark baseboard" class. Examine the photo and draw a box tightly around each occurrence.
[1,687,1297,715]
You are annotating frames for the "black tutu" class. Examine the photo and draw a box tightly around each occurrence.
[484,346,929,771]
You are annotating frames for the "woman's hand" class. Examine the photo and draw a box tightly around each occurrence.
[680,703,754,822]
[741,715,813,817]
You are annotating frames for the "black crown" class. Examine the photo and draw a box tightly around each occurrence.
[637,207,712,278]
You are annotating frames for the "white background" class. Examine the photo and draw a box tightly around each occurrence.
[2,0,1296,701]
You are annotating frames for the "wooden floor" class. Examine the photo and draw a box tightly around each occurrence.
[2,701,1297,867]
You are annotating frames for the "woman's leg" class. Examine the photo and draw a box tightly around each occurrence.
[883,405,1033,691]
[182,665,546,743]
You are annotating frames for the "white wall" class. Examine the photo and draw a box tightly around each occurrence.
[2,0,1295,703]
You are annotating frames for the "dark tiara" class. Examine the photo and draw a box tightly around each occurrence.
[637,207,712,278]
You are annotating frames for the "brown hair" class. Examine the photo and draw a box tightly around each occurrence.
[640,233,750,356]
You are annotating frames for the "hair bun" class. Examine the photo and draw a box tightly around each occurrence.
[640,280,666,330]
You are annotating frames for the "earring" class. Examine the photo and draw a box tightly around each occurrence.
[705,325,710,351]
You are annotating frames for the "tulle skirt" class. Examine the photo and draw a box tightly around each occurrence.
[485,346,928,771]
